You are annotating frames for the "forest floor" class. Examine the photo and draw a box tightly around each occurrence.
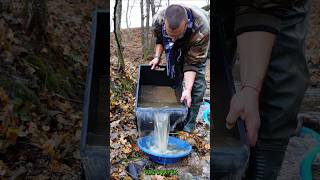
[0,1,105,179]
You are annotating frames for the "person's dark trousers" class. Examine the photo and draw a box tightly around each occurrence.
[182,61,207,133]
[244,0,311,179]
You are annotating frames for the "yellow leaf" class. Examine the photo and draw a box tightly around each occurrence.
[123,176,133,180]
[122,146,132,154]
[205,144,210,150]
[6,128,19,143]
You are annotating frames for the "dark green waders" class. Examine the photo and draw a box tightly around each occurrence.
[183,62,207,133]
[245,1,311,179]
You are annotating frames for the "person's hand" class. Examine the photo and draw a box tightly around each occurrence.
[226,87,260,147]
[180,88,192,108]
[149,57,161,70]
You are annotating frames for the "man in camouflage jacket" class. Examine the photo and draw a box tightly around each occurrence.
[149,4,210,133]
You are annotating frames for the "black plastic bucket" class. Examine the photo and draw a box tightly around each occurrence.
[134,65,188,136]
[80,10,108,180]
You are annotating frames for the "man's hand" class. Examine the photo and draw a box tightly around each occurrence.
[149,57,161,70]
[181,71,196,108]
[150,44,164,70]
[180,88,192,107]
[226,87,260,146]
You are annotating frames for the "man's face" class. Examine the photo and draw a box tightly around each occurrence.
[165,19,187,42]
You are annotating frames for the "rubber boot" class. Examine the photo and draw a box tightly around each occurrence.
[244,138,289,180]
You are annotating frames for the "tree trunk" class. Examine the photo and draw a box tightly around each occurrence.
[115,0,122,43]
[145,0,150,49]
[140,0,147,58]
[114,0,125,73]
[149,0,156,52]
[125,0,130,29]
[150,0,156,16]
[154,0,162,14]
[125,0,134,41]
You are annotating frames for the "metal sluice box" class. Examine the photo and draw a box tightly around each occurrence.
[80,10,108,180]
[134,65,188,136]
[212,14,249,179]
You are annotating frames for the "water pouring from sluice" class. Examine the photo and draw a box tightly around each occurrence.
[144,112,189,155]
[136,111,192,164]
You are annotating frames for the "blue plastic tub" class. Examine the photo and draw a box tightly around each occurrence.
[137,136,192,164]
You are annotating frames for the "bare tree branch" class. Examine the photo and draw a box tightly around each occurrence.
[155,0,162,14]
[126,0,130,29]
[145,0,150,48]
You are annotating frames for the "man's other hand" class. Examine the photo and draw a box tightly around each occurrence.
[180,88,192,108]
[226,87,261,147]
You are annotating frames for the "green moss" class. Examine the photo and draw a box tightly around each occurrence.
[111,75,135,98]
[25,54,72,95]
[11,81,39,121]
[14,81,38,103]
[0,75,13,90]
[143,48,153,61]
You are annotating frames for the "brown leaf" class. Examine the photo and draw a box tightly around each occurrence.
[6,128,19,144]
[50,160,71,173]
[0,160,8,176]
[0,88,9,108]
[28,122,38,135]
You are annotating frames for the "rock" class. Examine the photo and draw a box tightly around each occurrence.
[178,173,194,180]
[189,164,203,175]
[186,138,197,147]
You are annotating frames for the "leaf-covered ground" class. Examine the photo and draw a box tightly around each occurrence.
[0,1,105,179]
[110,29,211,180]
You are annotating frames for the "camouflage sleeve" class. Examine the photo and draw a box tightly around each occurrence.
[235,0,301,35]
[152,12,164,45]
[183,31,209,73]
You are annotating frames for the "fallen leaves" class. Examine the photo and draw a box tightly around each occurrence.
[6,128,19,144]
[311,71,320,86]
[175,130,210,155]
[0,0,106,179]
[49,160,72,173]
[0,88,9,108]
[0,160,9,176]
[123,146,132,154]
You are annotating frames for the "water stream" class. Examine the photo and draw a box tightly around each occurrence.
[153,112,170,152]
[136,85,189,155]
[145,112,189,155]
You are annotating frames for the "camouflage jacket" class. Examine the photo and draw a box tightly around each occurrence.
[234,0,307,35]
[152,5,210,73]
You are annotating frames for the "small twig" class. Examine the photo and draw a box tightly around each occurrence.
[0,13,15,32]
[169,132,179,135]
[51,92,83,104]
[67,98,83,104]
